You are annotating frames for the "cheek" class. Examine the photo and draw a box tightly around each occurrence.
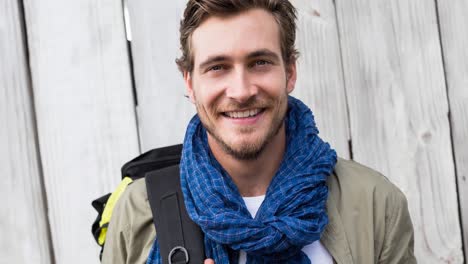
[198,77,227,100]
[193,84,224,114]
[258,75,287,96]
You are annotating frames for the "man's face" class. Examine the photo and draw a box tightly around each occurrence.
[184,8,297,160]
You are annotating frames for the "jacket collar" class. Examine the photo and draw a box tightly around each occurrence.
[320,191,354,264]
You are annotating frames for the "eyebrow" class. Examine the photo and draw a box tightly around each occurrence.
[246,49,280,61]
[198,55,229,72]
[197,49,281,72]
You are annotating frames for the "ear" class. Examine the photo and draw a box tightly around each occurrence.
[183,71,195,104]
[285,60,297,94]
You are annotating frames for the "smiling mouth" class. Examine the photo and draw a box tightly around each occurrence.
[222,108,265,119]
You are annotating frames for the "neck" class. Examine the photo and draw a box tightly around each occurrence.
[208,125,286,197]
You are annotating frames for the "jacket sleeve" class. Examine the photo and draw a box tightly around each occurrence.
[101,188,130,264]
[101,179,156,264]
[378,188,417,264]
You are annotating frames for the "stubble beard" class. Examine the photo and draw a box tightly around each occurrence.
[196,95,288,161]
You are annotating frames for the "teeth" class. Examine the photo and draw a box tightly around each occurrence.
[225,109,260,118]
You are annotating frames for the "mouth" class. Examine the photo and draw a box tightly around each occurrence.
[221,108,265,119]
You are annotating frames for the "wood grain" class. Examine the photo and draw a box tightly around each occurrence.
[0,1,53,263]
[21,0,139,262]
[436,0,468,261]
[336,0,463,262]
[291,0,350,158]
[127,0,195,151]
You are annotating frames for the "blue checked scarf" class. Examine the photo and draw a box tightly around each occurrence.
[147,96,337,263]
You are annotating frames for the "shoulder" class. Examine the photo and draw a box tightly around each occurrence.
[109,177,153,229]
[325,158,415,263]
[116,177,154,238]
[328,157,409,223]
[119,177,152,216]
[329,158,407,203]
[102,178,155,264]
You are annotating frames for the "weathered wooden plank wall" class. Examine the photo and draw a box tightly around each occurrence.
[335,0,463,262]
[291,0,350,158]
[19,0,140,263]
[127,0,195,151]
[436,0,468,261]
[0,1,53,263]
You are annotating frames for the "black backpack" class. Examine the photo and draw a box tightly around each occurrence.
[91,144,205,264]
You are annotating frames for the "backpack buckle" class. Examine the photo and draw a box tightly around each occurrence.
[168,246,189,264]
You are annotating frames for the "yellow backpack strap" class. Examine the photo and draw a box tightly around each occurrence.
[98,176,133,245]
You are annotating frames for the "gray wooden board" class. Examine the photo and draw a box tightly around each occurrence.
[22,0,139,262]
[0,1,53,263]
[436,0,468,260]
[336,0,463,262]
[291,0,350,159]
[127,0,196,151]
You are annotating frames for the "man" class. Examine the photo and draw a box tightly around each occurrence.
[103,0,416,263]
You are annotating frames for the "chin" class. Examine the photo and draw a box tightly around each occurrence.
[223,143,265,160]
[218,135,269,160]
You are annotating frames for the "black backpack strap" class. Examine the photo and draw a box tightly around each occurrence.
[145,165,205,264]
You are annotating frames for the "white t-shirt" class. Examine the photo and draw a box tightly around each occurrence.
[238,195,333,264]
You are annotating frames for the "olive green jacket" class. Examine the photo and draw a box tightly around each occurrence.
[102,158,416,264]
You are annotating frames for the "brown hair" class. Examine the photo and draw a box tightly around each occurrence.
[176,0,299,73]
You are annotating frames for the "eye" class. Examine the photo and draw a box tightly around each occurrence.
[208,65,224,72]
[252,59,271,68]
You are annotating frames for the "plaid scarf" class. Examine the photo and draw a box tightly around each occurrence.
[147,96,337,263]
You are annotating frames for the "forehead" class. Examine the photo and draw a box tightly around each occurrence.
[191,8,281,64]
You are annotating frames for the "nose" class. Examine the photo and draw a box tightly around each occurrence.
[225,68,258,103]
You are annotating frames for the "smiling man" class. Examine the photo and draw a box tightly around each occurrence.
[102,1,416,263]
